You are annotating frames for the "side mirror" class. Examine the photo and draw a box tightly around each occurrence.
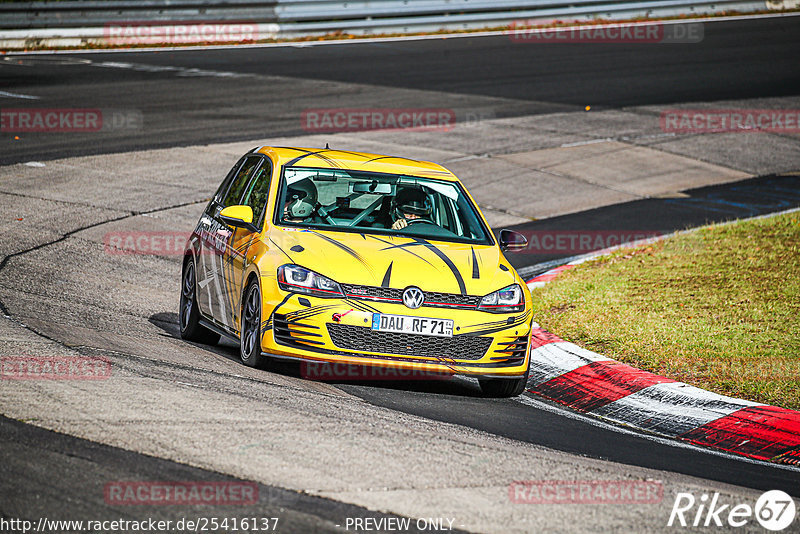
[219,205,259,233]
[499,229,527,252]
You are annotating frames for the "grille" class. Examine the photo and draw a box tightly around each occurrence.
[326,323,492,361]
[341,284,481,309]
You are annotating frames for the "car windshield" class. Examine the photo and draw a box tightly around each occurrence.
[275,166,493,245]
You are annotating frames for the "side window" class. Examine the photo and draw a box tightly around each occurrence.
[212,157,246,204]
[220,156,261,208]
[241,160,273,228]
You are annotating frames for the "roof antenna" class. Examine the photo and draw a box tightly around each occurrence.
[325,142,330,149]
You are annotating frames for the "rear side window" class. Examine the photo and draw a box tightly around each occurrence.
[212,157,245,204]
[220,156,261,208]
[241,160,273,228]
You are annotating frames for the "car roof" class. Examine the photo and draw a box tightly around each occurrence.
[255,146,459,182]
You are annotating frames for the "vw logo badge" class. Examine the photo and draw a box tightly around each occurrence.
[402,287,425,309]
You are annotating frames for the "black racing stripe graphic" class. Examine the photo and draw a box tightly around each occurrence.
[263,292,295,342]
[466,320,529,337]
[381,262,393,288]
[345,298,381,314]
[283,148,321,167]
[223,232,250,328]
[285,150,343,168]
[310,231,371,270]
[276,146,367,162]
[233,234,258,255]
[268,292,295,321]
[464,309,532,332]
[226,233,259,325]
[412,238,467,295]
[471,247,480,279]
[380,241,426,251]
[285,148,345,169]
[470,318,509,329]
[368,235,436,267]
[310,150,345,168]
[286,304,338,322]
[323,149,370,159]
[362,155,421,164]
[268,237,294,263]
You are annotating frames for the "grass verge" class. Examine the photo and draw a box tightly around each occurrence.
[531,211,800,410]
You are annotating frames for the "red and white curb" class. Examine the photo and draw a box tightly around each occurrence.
[524,328,800,465]
[521,208,800,466]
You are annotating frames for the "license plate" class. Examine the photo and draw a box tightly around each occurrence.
[371,313,453,338]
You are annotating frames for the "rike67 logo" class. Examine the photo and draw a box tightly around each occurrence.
[668,490,796,531]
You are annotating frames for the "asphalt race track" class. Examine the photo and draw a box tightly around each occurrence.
[1,14,800,533]
[2,16,800,165]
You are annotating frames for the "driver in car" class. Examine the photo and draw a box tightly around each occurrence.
[390,187,435,230]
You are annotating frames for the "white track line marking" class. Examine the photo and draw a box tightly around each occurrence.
[0,90,40,99]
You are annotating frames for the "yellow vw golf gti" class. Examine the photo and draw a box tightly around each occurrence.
[180,147,532,397]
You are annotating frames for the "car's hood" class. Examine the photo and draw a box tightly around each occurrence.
[269,228,518,296]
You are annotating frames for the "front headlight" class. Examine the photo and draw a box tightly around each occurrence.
[479,284,524,313]
[277,264,343,298]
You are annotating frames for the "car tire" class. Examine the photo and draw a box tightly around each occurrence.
[179,258,220,345]
[240,278,268,368]
[478,363,530,398]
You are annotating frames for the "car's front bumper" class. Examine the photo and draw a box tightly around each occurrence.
[260,290,533,378]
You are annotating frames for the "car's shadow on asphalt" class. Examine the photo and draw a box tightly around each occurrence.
[148,311,485,398]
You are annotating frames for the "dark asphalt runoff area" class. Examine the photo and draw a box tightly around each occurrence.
[1,16,799,164]
[1,14,799,528]
[506,173,800,272]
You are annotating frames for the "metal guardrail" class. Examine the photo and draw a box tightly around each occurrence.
[0,1,279,29]
[0,0,773,48]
